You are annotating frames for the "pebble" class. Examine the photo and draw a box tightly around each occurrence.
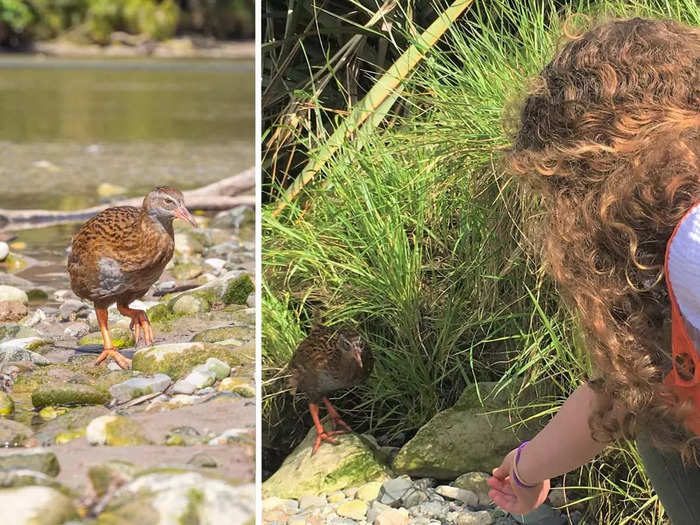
[195,386,216,395]
[53,289,79,302]
[299,494,327,510]
[327,491,346,503]
[337,500,368,520]
[63,322,90,338]
[204,257,227,272]
[357,480,383,501]
[208,428,248,446]
[436,485,479,505]
[156,280,176,293]
[0,241,8,261]
[375,507,410,525]
[21,308,46,327]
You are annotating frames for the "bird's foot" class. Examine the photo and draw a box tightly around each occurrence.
[94,347,131,369]
[312,429,344,455]
[128,310,154,347]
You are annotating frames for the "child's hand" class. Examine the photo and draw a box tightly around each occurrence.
[487,448,551,515]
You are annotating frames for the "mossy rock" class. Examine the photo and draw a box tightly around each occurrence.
[2,253,28,273]
[262,429,390,499]
[0,392,14,416]
[86,415,151,446]
[392,382,540,479]
[191,326,253,343]
[146,303,174,323]
[132,342,254,380]
[96,471,253,524]
[172,262,204,281]
[0,486,78,523]
[171,294,211,315]
[222,275,254,305]
[0,419,33,447]
[89,460,137,498]
[79,326,135,349]
[35,405,110,446]
[26,289,49,302]
[0,449,59,476]
[31,384,111,409]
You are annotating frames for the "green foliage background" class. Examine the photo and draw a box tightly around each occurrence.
[262,0,700,522]
[0,0,254,47]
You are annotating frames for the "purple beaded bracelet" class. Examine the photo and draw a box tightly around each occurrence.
[512,440,537,489]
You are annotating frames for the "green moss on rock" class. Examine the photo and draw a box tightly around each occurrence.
[191,326,252,343]
[132,342,254,380]
[221,275,254,305]
[89,461,137,498]
[0,392,14,416]
[31,384,111,409]
[262,430,390,499]
[79,326,134,349]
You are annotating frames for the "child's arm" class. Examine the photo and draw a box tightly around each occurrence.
[487,382,610,514]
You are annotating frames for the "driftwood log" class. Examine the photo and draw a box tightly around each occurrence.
[0,168,254,231]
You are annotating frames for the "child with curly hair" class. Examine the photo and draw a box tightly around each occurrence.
[487,17,700,522]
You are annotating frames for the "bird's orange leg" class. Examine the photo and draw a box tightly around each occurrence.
[94,308,131,369]
[323,397,353,433]
[117,304,154,347]
[309,402,343,454]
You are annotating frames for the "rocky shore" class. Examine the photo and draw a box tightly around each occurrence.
[0,206,255,523]
[262,384,582,525]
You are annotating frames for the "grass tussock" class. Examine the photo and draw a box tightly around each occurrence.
[263,0,699,522]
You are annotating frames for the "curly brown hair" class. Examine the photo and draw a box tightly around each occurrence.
[507,17,700,458]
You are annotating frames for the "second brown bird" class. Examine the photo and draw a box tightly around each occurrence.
[288,324,372,454]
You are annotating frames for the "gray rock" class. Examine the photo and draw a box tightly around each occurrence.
[63,322,90,338]
[0,448,59,476]
[58,300,89,321]
[0,336,50,356]
[109,374,172,403]
[411,501,447,519]
[172,379,196,394]
[403,487,430,508]
[0,419,33,447]
[204,257,226,272]
[378,476,415,507]
[0,486,78,523]
[512,503,564,525]
[0,274,34,290]
[196,386,216,395]
[0,285,28,304]
[0,242,8,261]
[53,289,80,302]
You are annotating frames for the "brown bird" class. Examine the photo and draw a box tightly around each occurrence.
[67,186,196,369]
[288,324,372,454]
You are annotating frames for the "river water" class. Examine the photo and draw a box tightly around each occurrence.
[0,56,254,288]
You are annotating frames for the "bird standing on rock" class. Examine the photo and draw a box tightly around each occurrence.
[67,186,196,369]
[288,324,372,454]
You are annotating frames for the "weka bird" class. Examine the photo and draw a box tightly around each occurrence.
[67,186,196,369]
[288,325,372,454]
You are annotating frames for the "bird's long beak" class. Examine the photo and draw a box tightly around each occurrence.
[353,349,363,368]
[174,205,197,227]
